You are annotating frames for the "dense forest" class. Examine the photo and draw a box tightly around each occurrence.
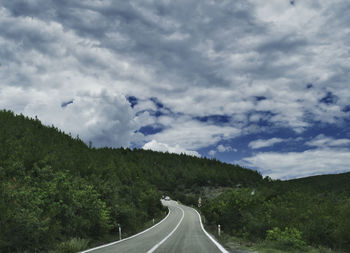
[0,110,262,252]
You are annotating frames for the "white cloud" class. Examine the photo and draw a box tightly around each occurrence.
[208,150,216,156]
[142,139,200,157]
[305,134,350,148]
[134,111,156,127]
[248,138,285,149]
[22,90,141,148]
[133,100,157,113]
[209,144,236,157]
[147,116,241,150]
[217,144,234,152]
[242,148,350,179]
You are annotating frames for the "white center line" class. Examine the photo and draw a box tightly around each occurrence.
[147,205,185,253]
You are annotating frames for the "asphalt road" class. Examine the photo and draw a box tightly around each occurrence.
[81,200,229,253]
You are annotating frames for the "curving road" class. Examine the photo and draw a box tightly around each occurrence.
[81,200,229,253]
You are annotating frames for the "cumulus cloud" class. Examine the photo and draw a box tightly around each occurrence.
[143,140,200,157]
[146,116,241,150]
[208,150,217,156]
[208,144,236,157]
[305,135,350,148]
[217,144,235,152]
[241,148,350,179]
[21,90,141,148]
[2,1,350,131]
[248,138,285,149]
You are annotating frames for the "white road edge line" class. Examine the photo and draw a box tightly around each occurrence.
[146,206,185,253]
[80,207,171,253]
[193,208,230,253]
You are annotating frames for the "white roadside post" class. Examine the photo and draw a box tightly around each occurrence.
[118,224,122,240]
[218,224,221,237]
[153,218,155,224]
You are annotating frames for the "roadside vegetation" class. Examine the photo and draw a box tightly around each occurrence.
[0,110,261,252]
[199,174,350,252]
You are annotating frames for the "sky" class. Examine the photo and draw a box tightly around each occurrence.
[1,0,350,179]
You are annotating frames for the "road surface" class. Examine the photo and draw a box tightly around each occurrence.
[81,200,229,253]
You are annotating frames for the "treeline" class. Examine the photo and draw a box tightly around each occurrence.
[0,110,262,252]
[201,175,350,251]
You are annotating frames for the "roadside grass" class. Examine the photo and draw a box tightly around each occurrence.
[202,223,343,253]
[49,238,89,253]
[252,242,341,253]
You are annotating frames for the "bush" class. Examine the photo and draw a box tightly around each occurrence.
[266,227,306,250]
[52,238,89,253]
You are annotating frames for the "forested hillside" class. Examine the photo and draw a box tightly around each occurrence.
[0,110,262,252]
[202,173,350,252]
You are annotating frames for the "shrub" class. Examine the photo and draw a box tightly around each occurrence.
[266,227,306,250]
[53,238,89,253]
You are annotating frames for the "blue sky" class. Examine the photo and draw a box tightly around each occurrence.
[1,0,350,179]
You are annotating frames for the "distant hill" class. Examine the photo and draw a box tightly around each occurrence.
[285,171,350,194]
[0,109,262,252]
